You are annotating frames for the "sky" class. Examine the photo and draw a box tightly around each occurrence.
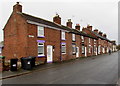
[0,0,119,44]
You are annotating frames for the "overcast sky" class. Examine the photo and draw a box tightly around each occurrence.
[0,0,118,44]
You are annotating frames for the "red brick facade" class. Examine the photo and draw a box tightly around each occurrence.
[2,2,117,65]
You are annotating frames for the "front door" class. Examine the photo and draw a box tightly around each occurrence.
[47,45,53,63]
[76,47,79,57]
[96,47,97,55]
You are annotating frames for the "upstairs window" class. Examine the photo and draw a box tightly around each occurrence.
[72,34,75,41]
[37,26,44,37]
[89,38,91,43]
[81,36,84,42]
[61,43,66,54]
[61,31,65,40]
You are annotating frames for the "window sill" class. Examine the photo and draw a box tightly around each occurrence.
[72,40,76,42]
[37,36,45,38]
[38,55,45,57]
[61,39,66,41]
[72,53,76,55]
[62,53,66,55]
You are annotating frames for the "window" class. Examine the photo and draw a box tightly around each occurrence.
[61,31,65,40]
[89,38,91,43]
[38,43,44,56]
[61,43,66,54]
[37,26,44,37]
[72,44,76,54]
[82,45,85,54]
[94,45,96,53]
[72,34,75,41]
[98,45,101,53]
[89,46,91,53]
[0,48,1,54]
[94,39,96,44]
[81,36,84,42]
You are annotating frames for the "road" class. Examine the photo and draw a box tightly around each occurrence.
[2,52,118,84]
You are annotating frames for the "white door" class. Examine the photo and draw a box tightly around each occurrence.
[85,47,87,57]
[47,45,53,63]
[76,47,79,57]
[96,47,97,55]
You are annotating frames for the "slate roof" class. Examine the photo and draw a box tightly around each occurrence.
[87,28,111,42]
[92,31,111,42]
[18,12,97,39]
[19,12,71,31]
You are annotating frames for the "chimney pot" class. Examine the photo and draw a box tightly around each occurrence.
[17,2,19,4]
[13,2,22,13]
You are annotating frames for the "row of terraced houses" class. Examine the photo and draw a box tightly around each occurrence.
[2,2,117,63]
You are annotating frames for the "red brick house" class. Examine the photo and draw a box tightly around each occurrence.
[81,25,113,56]
[111,40,117,52]
[2,2,96,63]
[2,2,116,64]
[82,26,98,56]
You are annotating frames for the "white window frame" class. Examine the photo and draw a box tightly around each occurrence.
[94,39,96,44]
[81,36,84,42]
[61,43,66,54]
[72,44,76,54]
[94,45,96,53]
[37,26,44,37]
[38,43,44,56]
[89,46,91,53]
[89,38,91,43]
[61,31,65,40]
[98,45,101,53]
[72,34,75,41]
[82,45,85,54]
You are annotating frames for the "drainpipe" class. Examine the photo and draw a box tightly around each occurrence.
[60,30,62,61]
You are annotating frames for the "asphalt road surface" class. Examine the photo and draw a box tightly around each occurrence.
[2,52,118,84]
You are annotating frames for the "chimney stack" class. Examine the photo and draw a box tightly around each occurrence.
[99,31,103,36]
[103,34,107,38]
[87,25,92,31]
[94,29,98,33]
[66,19,72,28]
[53,14,61,24]
[75,24,80,30]
[13,2,22,13]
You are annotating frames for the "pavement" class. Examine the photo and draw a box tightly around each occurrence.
[1,57,88,80]
[1,52,119,84]
[1,62,64,80]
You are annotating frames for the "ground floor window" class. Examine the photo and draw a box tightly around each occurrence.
[94,45,96,53]
[72,44,76,54]
[98,45,101,53]
[89,46,91,53]
[61,43,66,54]
[82,46,85,54]
[38,43,44,56]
